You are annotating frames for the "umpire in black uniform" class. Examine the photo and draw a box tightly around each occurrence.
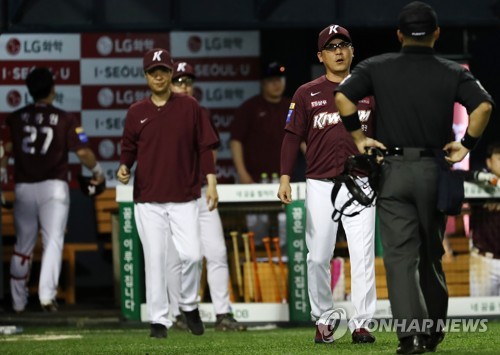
[335,1,494,354]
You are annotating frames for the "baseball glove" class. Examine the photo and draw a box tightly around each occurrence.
[77,174,106,197]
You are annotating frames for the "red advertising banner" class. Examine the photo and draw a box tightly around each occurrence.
[81,33,169,58]
[0,31,260,187]
[81,85,150,110]
[1,61,80,84]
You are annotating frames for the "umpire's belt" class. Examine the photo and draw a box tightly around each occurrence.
[472,247,500,260]
[384,147,435,159]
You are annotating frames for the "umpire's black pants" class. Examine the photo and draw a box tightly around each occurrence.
[378,153,448,339]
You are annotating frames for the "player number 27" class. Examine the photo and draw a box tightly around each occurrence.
[22,125,54,155]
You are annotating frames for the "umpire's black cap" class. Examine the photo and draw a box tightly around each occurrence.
[398,1,438,37]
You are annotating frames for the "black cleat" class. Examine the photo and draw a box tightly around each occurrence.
[182,308,205,335]
[40,300,58,312]
[425,331,445,352]
[150,323,167,338]
[174,314,189,331]
[214,313,247,331]
[396,335,426,354]
[352,328,376,343]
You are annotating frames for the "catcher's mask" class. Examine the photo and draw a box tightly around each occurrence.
[330,150,382,221]
[78,175,106,197]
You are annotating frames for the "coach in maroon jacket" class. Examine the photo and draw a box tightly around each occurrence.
[278,25,377,345]
[117,48,219,339]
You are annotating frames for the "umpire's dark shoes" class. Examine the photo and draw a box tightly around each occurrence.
[425,331,445,352]
[183,308,205,335]
[352,328,376,343]
[396,334,426,354]
[150,323,167,338]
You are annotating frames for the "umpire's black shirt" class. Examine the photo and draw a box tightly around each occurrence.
[336,46,494,148]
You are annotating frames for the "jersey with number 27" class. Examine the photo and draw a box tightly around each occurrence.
[5,102,88,183]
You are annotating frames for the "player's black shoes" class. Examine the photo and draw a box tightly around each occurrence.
[214,313,247,331]
[40,300,58,312]
[425,331,445,352]
[396,334,426,354]
[173,314,189,331]
[182,308,205,335]
[352,328,376,343]
[150,323,167,338]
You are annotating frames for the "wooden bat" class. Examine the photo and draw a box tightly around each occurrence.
[224,235,236,302]
[248,231,262,302]
[241,233,254,302]
[230,231,244,298]
[262,236,281,302]
[273,237,288,303]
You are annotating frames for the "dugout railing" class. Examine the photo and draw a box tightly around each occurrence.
[116,182,500,323]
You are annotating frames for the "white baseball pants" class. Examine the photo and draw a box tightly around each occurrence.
[135,201,202,327]
[305,178,376,332]
[167,187,231,317]
[10,180,69,311]
[470,250,500,296]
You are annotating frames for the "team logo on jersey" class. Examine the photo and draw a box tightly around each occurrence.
[75,127,89,143]
[357,110,371,122]
[311,100,327,108]
[313,110,371,130]
[313,112,341,129]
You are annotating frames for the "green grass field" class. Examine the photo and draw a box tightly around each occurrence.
[1,321,500,354]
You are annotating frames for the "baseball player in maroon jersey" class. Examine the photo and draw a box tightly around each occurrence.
[277,25,377,344]
[0,67,105,313]
[166,61,246,331]
[230,61,291,184]
[230,62,294,243]
[116,49,219,339]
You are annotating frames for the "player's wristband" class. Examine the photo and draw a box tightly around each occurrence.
[461,132,480,150]
[340,112,362,132]
[91,162,103,176]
